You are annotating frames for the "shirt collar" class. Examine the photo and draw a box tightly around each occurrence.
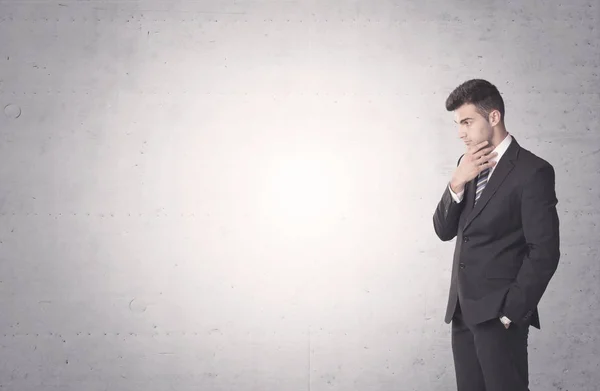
[491,133,512,164]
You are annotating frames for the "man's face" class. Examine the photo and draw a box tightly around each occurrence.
[453,103,493,147]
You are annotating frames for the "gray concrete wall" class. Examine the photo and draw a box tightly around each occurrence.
[0,1,598,390]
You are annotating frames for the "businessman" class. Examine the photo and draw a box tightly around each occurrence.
[433,79,560,391]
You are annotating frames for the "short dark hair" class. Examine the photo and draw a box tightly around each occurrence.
[445,79,505,122]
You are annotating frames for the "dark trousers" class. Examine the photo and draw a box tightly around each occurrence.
[451,300,530,391]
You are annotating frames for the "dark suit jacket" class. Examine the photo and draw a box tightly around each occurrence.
[433,137,560,329]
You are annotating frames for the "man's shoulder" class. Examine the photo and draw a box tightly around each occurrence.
[514,145,557,199]
[515,145,556,186]
[516,144,554,172]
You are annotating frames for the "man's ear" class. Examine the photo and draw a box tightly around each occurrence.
[489,110,501,126]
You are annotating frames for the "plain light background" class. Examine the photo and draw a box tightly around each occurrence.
[0,0,598,390]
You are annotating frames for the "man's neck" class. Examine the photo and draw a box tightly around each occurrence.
[490,129,509,149]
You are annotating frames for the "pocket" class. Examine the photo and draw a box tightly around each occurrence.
[485,265,520,279]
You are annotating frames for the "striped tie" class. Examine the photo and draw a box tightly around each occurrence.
[475,168,490,204]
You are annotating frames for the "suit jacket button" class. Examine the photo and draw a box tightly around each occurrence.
[463,236,469,242]
[459,263,465,269]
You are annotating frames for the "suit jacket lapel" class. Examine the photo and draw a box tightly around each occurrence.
[464,177,476,217]
[463,138,520,231]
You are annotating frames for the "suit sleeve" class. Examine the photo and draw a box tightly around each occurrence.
[433,154,466,241]
[501,163,561,324]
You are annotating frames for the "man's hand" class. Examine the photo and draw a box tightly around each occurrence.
[450,141,498,193]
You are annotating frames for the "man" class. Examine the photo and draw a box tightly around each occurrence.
[432,79,560,391]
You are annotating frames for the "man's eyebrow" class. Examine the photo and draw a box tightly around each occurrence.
[454,117,474,124]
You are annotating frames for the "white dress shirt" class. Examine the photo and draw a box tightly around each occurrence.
[447,133,514,325]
